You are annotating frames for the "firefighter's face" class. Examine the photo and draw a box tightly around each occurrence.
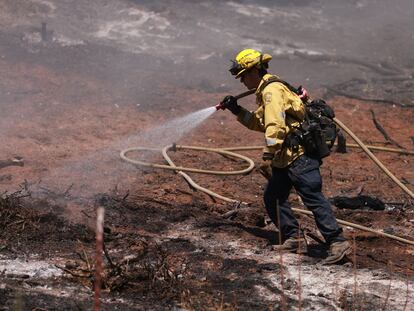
[240,68,260,90]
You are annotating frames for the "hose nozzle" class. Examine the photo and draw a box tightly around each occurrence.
[215,102,225,110]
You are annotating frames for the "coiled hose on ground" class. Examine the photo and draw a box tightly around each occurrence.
[120,117,414,246]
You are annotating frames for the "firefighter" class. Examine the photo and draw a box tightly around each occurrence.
[221,48,351,264]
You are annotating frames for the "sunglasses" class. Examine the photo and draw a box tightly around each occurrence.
[229,60,242,76]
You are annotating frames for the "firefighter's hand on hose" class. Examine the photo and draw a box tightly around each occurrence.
[262,152,274,161]
[220,95,241,115]
[259,152,274,180]
[258,162,272,180]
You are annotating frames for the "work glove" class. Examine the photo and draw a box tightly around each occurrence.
[220,95,241,115]
[262,152,274,161]
[260,147,275,178]
[257,162,272,180]
[259,152,274,180]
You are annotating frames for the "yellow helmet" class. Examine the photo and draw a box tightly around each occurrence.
[229,49,272,78]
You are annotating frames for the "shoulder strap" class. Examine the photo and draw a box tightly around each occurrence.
[258,76,299,95]
[258,76,305,123]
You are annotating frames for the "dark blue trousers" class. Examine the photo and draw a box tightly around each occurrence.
[264,154,344,244]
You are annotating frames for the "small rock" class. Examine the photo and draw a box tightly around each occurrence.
[65,261,79,269]
[383,227,395,234]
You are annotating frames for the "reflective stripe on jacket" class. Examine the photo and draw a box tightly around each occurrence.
[236,74,305,168]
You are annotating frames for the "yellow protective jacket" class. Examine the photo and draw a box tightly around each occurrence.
[236,74,305,168]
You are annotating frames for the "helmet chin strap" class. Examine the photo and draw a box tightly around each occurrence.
[255,54,264,70]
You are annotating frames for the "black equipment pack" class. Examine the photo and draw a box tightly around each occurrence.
[259,76,337,159]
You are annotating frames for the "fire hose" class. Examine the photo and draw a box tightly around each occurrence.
[120,95,414,246]
[333,118,414,200]
[121,141,414,246]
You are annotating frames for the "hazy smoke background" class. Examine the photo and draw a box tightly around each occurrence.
[0,0,413,201]
[1,0,413,96]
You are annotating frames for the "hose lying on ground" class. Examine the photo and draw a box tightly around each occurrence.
[120,145,255,175]
[160,145,244,203]
[333,117,414,200]
[121,146,414,246]
[341,143,414,156]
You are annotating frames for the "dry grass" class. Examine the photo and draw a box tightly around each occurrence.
[179,291,238,311]
[0,183,37,236]
[58,239,187,301]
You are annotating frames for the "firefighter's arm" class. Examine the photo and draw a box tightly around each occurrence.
[262,86,287,157]
[220,95,264,131]
[236,106,265,132]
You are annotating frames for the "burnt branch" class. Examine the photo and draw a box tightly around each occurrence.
[0,157,24,169]
[370,109,404,149]
[326,87,407,107]
[60,240,187,299]
[39,183,74,200]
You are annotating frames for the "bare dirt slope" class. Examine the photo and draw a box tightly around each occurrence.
[0,1,413,310]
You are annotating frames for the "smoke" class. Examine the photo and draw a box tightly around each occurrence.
[1,0,414,219]
[33,106,216,205]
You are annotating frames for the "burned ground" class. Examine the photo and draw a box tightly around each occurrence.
[0,0,414,310]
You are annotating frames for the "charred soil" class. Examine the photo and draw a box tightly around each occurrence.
[0,19,413,311]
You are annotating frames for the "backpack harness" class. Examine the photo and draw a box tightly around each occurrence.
[258,76,337,159]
